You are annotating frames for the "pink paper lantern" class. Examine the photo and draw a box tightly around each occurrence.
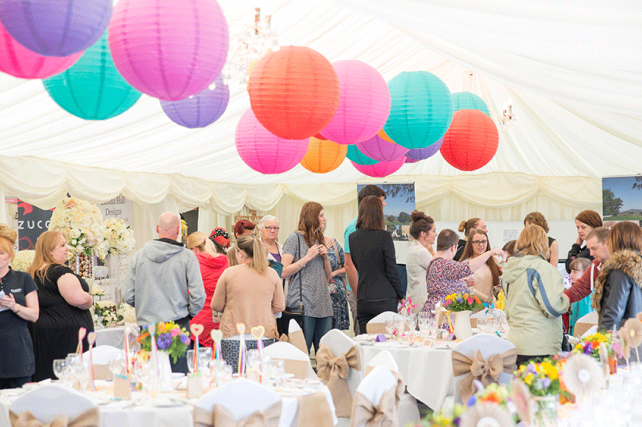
[351,156,405,178]
[404,157,419,164]
[319,60,390,144]
[236,109,309,174]
[355,133,409,161]
[0,23,82,79]
[109,0,229,101]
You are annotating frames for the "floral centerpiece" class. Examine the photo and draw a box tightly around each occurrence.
[49,197,107,259]
[572,331,622,361]
[410,404,465,426]
[104,218,135,256]
[10,250,35,272]
[137,321,191,363]
[495,289,507,311]
[515,359,561,427]
[550,352,576,404]
[443,292,484,312]
[92,301,136,327]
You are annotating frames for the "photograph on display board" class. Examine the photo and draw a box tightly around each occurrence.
[602,176,642,223]
[356,183,415,241]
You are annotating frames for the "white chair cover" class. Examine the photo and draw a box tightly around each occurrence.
[319,329,363,399]
[289,319,302,334]
[452,334,516,404]
[87,345,121,365]
[196,378,281,421]
[10,384,97,424]
[351,365,399,427]
[263,342,317,379]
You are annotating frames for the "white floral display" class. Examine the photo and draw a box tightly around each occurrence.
[104,218,135,256]
[49,197,107,259]
[88,279,105,297]
[10,250,35,272]
[92,301,136,327]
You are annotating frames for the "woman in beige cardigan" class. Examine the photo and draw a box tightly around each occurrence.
[211,235,285,339]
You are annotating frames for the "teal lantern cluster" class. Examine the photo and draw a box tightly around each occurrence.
[383,71,453,150]
[346,145,378,165]
[42,31,141,120]
[452,91,490,117]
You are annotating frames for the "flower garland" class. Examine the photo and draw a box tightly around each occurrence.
[49,197,107,259]
[104,218,135,256]
[10,250,35,272]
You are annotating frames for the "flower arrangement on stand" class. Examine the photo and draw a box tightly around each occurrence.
[137,321,191,364]
[10,250,35,272]
[104,218,135,256]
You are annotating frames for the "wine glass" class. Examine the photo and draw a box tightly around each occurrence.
[187,349,196,374]
[405,313,417,331]
[430,318,439,337]
[384,320,394,336]
[53,359,67,381]
[108,351,125,377]
[393,315,405,335]
[476,318,487,333]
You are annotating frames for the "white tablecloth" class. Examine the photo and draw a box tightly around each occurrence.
[356,338,455,410]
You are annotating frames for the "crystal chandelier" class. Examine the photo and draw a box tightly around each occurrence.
[222,7,279,86]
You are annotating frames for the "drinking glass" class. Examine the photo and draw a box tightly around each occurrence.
[393,315,405,335]
[405,314,417,331]
[384,320,395,336]
[53,359,67,381]
[108,351,125,377]
[418,321,430,338]
[476,318,487,333]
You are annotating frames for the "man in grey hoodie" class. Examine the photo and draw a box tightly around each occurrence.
[124,212,205,371]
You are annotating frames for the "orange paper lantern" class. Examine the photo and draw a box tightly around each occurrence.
[440,109,499,171]
[248,46,340,140]
[300,137,347,174]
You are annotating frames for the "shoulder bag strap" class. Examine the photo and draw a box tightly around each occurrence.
[296,232,303,310]
[329,238,342,268]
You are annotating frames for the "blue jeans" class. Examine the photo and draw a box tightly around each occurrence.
[303,316,333,353]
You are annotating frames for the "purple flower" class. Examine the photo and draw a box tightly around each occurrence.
[541,377,551,389]
[456,297,463,303]
[527,363,537,374]
[583,344,593,355]
[180,334,190,345]
[157,333,172,350]
[467,395,477,407]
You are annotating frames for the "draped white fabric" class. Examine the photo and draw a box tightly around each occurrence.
[0,0,637,229]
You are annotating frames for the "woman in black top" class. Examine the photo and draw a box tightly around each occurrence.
[565,210,602,274]
[349,196,404,333]
[27,231,94,381]
[0,225,39,389]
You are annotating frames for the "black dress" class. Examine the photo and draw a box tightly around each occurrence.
[30,265,93,381]
[0,269,38,384]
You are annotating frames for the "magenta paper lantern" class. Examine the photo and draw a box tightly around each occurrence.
[0,22,82,78]
[405,138,443,161]
[356,133,409,162]
[0,0,111,57]
[319,60,390,144]
[109,0,229,101]
[160,75,229,128]
[351,156,405,178]
[236,109,309,174]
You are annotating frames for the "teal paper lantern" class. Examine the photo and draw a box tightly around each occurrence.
[346,145,378,165]
[42,31,141,120]
[383,71,453,149]
[452,92,490,117]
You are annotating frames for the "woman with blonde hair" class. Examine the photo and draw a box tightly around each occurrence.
[503,225,569,366]
[593,222,642,331]
[186,230,229,347]
[524,211,559,267]
[0,225,39,389]
[459,229,502,303]
[28,230,94,381]
[565,209,603,273]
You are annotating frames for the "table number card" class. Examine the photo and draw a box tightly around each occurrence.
[187,373,204,399]
[114,374,132,400]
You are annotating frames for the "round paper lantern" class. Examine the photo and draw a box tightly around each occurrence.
[236,109,309,174]
[356,133,409,162]
[318,60,390,144]
[300,137,347,174]
[248,46,340,139]
[351,156,405,178]
[377,128,395,143]
[42,31,141,120]
[440,109,499,171]
[405,137,443,161]
[453,92,490,117]
[404,157,419,164]
[109,0,229,101]
[383,71,453,149]
[161,75,229,128]
[346,145,377,165]
[0,22,82,78]
[0,0,112,57]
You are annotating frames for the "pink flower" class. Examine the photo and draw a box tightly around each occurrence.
[170,328,180,337]
[444,300,452,306]
[467,298,474,304]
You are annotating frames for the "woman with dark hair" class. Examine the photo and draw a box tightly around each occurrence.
[593,221,642,330]
[524,212,559,267]
[455,217,487,261]
[349,196,404,332]
[281,202,333,352]
[233,219,255,239]
[459,229,502,303]
[421,229,502,317]
[406,210,436,314]
[565,210,603,273]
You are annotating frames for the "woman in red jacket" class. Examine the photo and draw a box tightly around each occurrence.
[186,230,229,346]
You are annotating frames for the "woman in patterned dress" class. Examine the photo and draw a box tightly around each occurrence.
[322,224,350,331]
[422,229,503,317]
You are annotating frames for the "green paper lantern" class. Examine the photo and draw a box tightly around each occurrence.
[383,71,453,149]
[346,145,378,165]
[452,92,490,117]
[43,31,141,120]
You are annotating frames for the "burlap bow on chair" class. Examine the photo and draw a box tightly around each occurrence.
[279,330,307,354]
[451,348,517,402]
[193,401,282,427]
[9,407,99,427]
[316,344,361,418]
[350,372,404,427]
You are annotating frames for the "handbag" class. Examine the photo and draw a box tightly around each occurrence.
[283,232,305,332]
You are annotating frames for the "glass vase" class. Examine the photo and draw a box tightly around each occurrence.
[532,395,558,427]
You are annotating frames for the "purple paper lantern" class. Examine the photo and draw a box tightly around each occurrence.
[404,157,419,164]
[236,109,309,175]
[160,75,229,128]
[405,138,444,161]
[351,156,405,178]
[0,0,112,57]
[109,0,229,101]
[0,22,82,78]
[319,60,390,144]
[356,133,409,162]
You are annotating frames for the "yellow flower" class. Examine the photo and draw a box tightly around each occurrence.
[541,361,558,380]
[525,373,534,385]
